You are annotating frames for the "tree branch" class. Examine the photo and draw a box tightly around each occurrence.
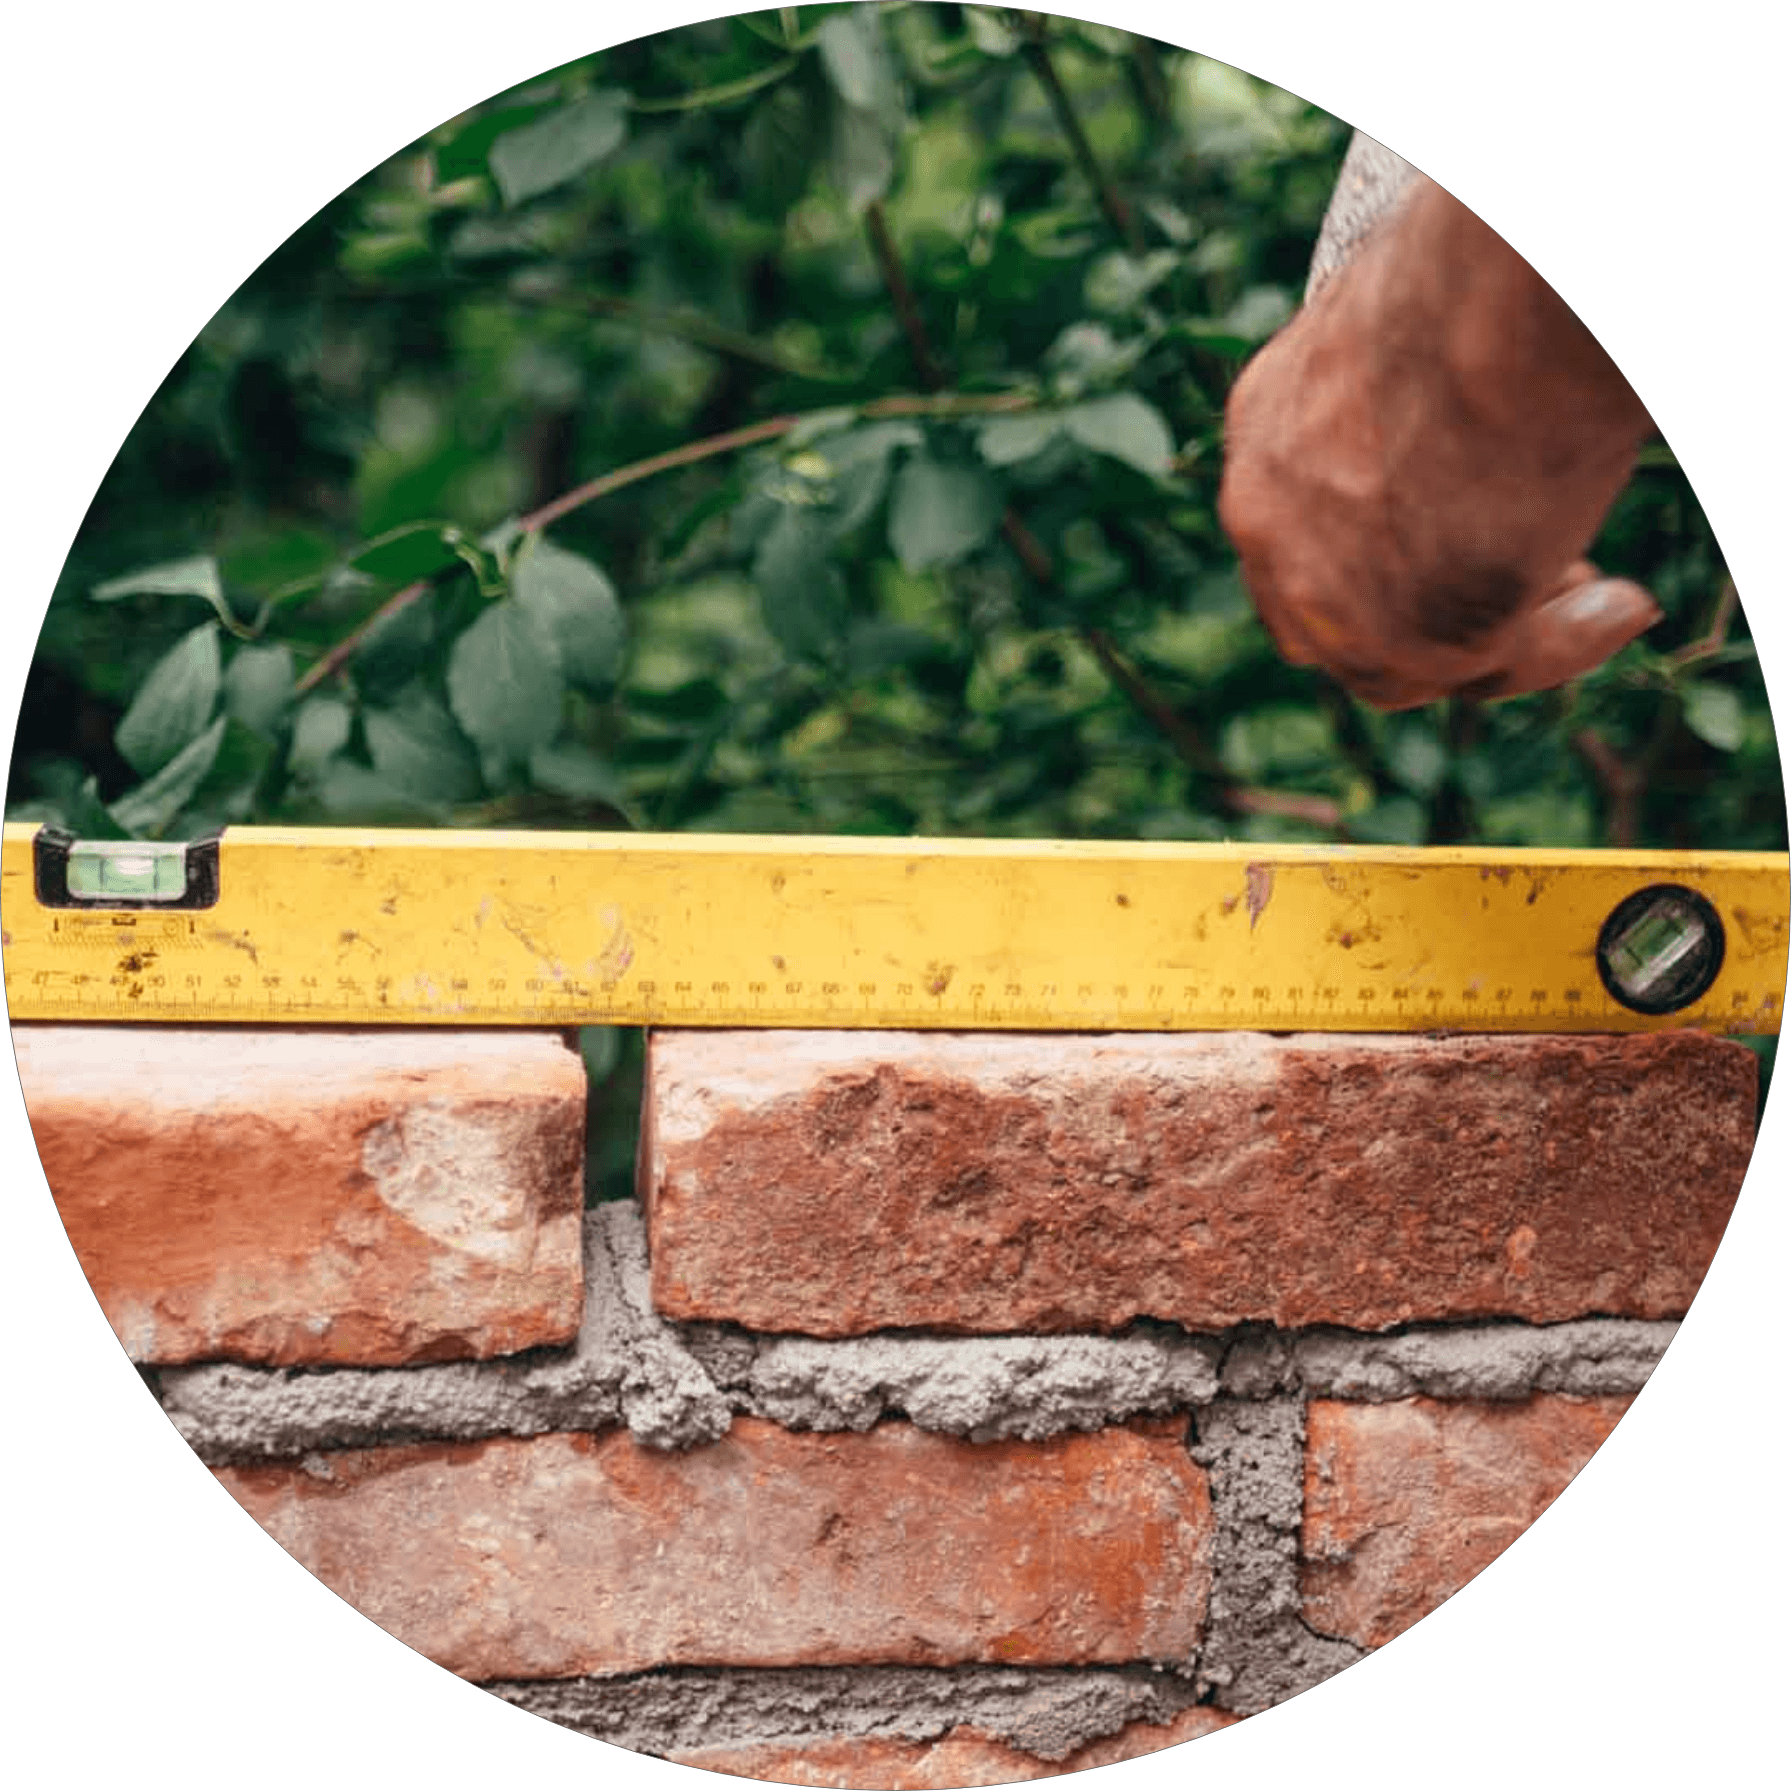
[293,391,1034,695]
[1079,625,1343,830]
[864,201,948,391]
[1668,575,1740,668]
[1573,727,1645,848]
[1015,12,1145,254]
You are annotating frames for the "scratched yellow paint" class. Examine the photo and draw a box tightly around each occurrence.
[2,822,1785,1033]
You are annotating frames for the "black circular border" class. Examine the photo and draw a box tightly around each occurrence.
[1595,883,1727,1015]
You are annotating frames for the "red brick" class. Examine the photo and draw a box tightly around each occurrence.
[14,1025,585,1365]
[641,1029,1751,1335]
[669,1706,1241,1787]
[215,1418,1211,1679]
[1300,1393,1633,1647]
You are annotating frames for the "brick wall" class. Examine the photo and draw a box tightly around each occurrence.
[13,1021,1755,1786]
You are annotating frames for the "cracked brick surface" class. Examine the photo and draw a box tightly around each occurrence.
[216,1418,1213,1678]
[1300,1393,1634,1647]
[15,1025,586,1365]
[642,1029,1751,1335]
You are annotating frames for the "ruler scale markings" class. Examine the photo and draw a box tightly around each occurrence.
[1,823,1784,1033]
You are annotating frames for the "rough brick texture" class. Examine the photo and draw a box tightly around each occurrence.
[1300,1393,1633,1648]
[216,1418,1212,1679]
[14,1025,585,1365]
[642,1029,1752,1336]
[668,1706,1240,1786]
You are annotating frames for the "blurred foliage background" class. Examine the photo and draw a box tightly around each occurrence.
[9,5,1782,1192]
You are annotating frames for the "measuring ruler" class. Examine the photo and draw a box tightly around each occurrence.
[2,823,1785,1033]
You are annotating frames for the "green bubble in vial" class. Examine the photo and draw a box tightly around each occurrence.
[1607,900,1700,996]
[67,841,187,901]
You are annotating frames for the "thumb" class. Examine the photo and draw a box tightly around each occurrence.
[1465,562,1662,700]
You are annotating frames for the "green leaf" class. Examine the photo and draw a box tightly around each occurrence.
[107,716,227,837]
[433,102,557,184]
[1456,748,1503,807]
[195,718,277,826]
[845,620,946,680]
[816,10,889,110]
[92,555,237,629]
[222,643,295,739]
[365,687,482,803]
[814,419,925,467]
[1349,796,1428,845]
[1084,250,1181,316]
[115,622,221,777]
[1161,319,1255,359]
[529,741,632,809]
[1012,209,1103,261]
[734,10,801,50]
[311,761,444,823]
[1068,19,1136,53]
[14,769,128,840]
[1385,720,1451,797]
[740,80,823,216]
[821,454,895,539]
[512,537,628,691]
[977,413,1061,467]
[288,696,353,774]
[887,456,1002,572]
[446,600,565,769]
[1044,321,1142,390]
[631,56,801,116]
[1481,789,1596,848]
[780,423,920,540]
[1173,57,1301,163]
[91,555,218,605]
[820,13,874,108]
[1189,223,1243,269]
[489,89,629,207]
[829,100,894,212]
[966,8,1019,54]
[753,509,849,663]
[1683,681,1747,752]
[1062,393,1175,477]
[1220,705,1334,780]
[1221,284,1295,343]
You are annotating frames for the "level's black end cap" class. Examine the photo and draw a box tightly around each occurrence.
[31,825,76,907]
[183,830,223,908]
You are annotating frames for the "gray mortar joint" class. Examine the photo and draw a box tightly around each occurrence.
[156,1201,1679,1726]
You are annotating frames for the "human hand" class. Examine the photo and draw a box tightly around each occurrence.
[1217,176,1659,710]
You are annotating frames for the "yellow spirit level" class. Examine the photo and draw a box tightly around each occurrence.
[1,824,1784,1033]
